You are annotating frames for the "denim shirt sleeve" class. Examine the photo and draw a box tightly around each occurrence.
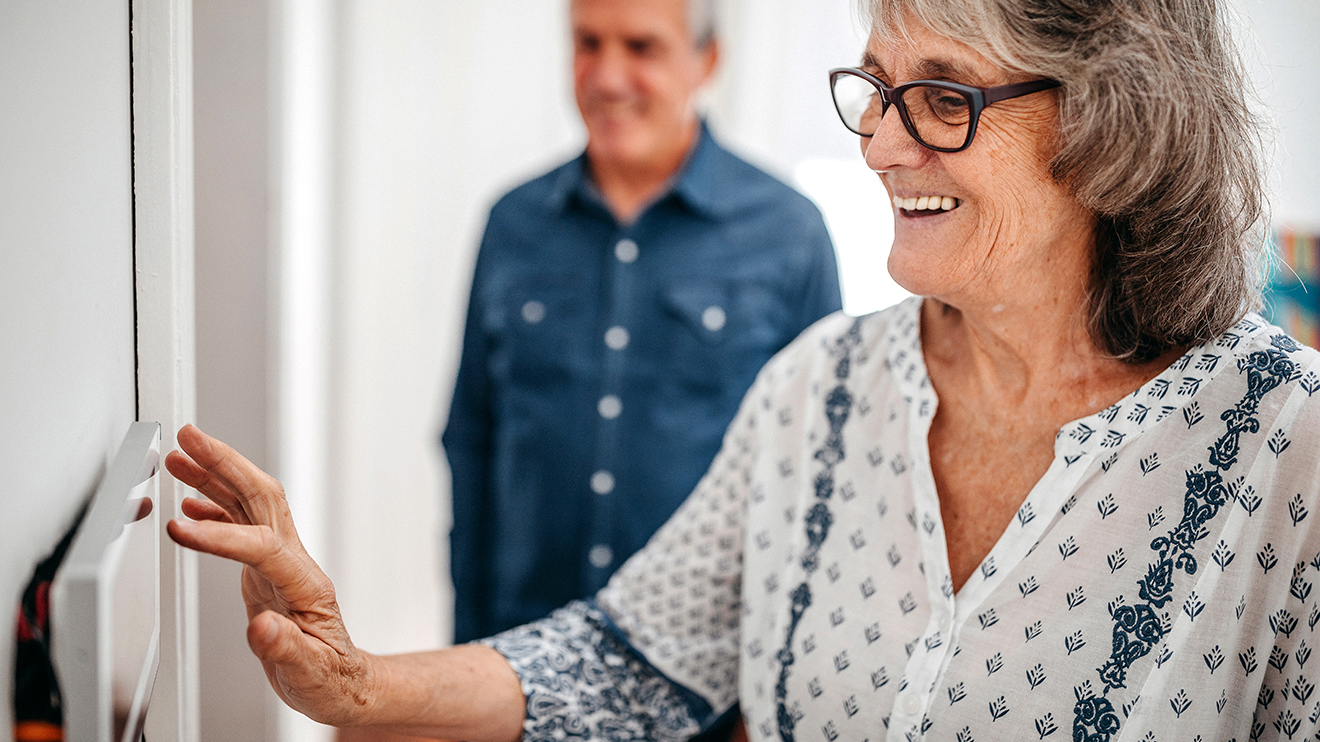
[794,216,843,336]
[444,229,500,644]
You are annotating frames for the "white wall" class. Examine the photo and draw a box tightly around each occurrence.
[192,0,287,739]
[326,0,582,659]
[134,0,202,737]
[1236,0,1320,231]
[709,0,905,314]
[0,0,136,733]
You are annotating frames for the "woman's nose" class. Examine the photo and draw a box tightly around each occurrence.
[863,106,927,172]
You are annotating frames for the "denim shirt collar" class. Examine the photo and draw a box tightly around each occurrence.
[543,120,731,222]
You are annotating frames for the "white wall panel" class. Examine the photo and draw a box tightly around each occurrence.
[0,0,136,732]
[1236,0,1320,230]
[328,0,580,658]
[192,0,285,739]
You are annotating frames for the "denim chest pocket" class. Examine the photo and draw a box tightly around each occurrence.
[661,279,787,392]
[484,273,589,387]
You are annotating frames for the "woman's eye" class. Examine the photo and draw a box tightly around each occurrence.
[935,94,966,109]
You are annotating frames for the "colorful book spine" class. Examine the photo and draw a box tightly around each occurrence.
[1268,227,1320,349]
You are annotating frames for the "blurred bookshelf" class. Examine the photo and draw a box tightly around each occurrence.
[1266,227,1319,349]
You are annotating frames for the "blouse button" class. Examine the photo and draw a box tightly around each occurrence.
[521,300,546,324]
[604,326,630,350]
[589,544,614,568]
[701,305,727,332]
[598,394,622,419]
[615,239,639,264]
[902,695,921,715]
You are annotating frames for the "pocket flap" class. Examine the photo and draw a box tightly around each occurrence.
[662,280,733,345]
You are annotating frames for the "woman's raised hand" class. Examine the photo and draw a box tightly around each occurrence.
[165,424,377,726]
[165,425,526,741]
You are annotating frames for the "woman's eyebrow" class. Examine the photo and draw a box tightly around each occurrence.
[915,57,985,84]
[858,51,986,85]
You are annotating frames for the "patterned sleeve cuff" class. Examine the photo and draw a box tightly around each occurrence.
[481,600,714,741]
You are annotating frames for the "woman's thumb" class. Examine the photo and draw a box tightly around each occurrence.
[247,610,307,665]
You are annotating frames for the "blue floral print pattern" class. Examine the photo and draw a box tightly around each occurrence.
[1078,332,1307,739]
[484,600,709,741]
[773,320,862,742]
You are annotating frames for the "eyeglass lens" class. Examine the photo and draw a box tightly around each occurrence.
[832,74,972,150]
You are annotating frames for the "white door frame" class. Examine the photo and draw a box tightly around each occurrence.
[132,0,200,739]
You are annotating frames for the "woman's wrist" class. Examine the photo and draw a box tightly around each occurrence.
[335,645,525,741]
[336,647,388,728]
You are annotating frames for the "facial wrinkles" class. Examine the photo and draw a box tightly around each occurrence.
[868,25,1084,309]
[962,104,1065,299]
[972,148,1029,288]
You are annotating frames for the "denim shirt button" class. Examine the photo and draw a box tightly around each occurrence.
[604,326,630,350]
[590,470,615,495]
[702,305,727,332]
[615,239,639,264]
[598,394,622,419]
[521,300,546,324]
[589,544,614,568]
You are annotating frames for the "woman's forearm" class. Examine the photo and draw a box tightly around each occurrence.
[356,644,525,742]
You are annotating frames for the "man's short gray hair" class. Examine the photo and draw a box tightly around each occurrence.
[688,0,717,48]
[860,0,1270,363]
[570,0,716,48]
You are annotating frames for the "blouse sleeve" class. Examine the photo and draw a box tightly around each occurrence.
[482,367,766,741]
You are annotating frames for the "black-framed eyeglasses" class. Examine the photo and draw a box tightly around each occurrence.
[828,67,1060,153]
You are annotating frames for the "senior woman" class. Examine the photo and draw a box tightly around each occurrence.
[167,0,1320,739]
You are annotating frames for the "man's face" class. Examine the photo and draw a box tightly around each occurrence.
[571,0,717,172]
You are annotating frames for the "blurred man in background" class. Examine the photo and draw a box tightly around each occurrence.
[443,0,841,645]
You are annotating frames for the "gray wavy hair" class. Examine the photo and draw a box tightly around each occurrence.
[861,0,1270,363]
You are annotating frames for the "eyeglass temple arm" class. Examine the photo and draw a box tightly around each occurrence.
[982,78,1060,105]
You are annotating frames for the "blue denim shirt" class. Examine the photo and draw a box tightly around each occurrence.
[443,125,841,642]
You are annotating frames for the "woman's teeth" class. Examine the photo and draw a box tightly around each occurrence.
[893,196,960,212]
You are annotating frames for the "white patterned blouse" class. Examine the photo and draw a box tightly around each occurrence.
[484,297,1320,742]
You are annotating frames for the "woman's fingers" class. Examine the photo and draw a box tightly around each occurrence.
[167,517,323,599]
[246,611,335,714]
[180,496,231,523]
[171,424,290,527]
[176,424,260,493]
[166,517,267,565]
[165,448,251,525]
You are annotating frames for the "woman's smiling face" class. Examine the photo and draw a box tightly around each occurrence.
[862,22,1096,309]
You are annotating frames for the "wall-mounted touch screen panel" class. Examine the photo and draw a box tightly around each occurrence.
[51,422,161,742]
